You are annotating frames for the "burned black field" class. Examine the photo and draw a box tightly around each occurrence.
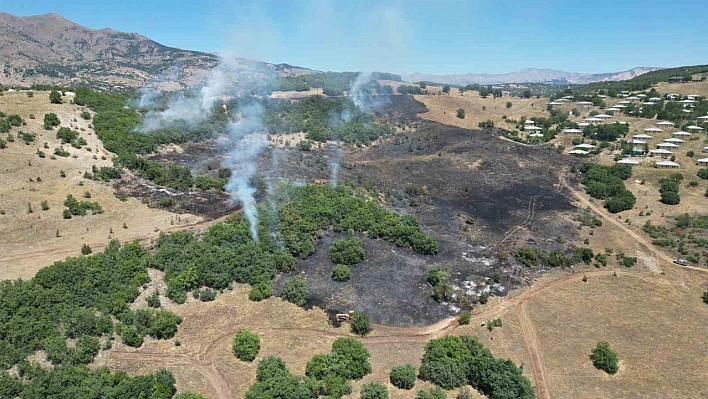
[145,96,582,326]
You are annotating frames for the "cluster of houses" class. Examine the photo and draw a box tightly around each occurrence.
[555,92,707,168]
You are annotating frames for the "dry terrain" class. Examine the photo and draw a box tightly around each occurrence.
[0,90,203,280]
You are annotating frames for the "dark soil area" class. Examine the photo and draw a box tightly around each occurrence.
[128,95,584,326]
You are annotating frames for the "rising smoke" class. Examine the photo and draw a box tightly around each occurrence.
[223,102,269,241]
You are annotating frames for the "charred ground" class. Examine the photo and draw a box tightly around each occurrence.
[133,95,581,326]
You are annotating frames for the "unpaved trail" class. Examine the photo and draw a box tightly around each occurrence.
[110,351,234,399]
[110,270,653,399]
[559,169,708,273]
[498,195,538,247]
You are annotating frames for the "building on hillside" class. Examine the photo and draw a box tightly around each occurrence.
[649,149,673,158]
[687,125,704,132]
[672,131,692,137]
[655,160,680,168]
[656,121,675,127]
[634,134,653,139]
[617,159,639,166]
[669,76,684,83]
[562,128,583,134]
[703,146,708,153]
[575,143,596,150]
[663,138,685,143]
[656,142,679,148]
[696,158,708,166]
[568,149,590,156]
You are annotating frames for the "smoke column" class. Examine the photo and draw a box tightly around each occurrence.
[223,102,268,241]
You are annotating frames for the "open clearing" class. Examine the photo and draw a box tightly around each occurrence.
[0,91,203,279]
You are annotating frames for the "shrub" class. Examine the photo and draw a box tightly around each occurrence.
[416,387,447,399]
[80,111,92,120]
[698,169,708,180]
[280,277,310,307]
[515,247,541,267]
[199,288,217,302]
[459,310,471,325]
[703,290,708,305]
[249,281,272,301]
[390,364,416,390]
[332,264,352,281]
[44,113,60,129]
[427,266,454,302]
[660,191,680,205]
[232,329,260,362]
[146,291,161,308]
[456,108,466,119]
[506,102,512,108]
[360,382,389,399]
[590,341,619,374]
[350,311,372,336]
[49,89,63,104]
[81,244,92,255]
[574,247,594,264]
[329,236,365,265]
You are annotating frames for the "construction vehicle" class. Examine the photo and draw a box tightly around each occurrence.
[336,311,355,322]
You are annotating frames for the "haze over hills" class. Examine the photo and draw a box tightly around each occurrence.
[0,12,312,91]
[0,12,665,92]
[402,67,664,86]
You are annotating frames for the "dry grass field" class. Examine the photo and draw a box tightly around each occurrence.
[413,87,549,130]
[0,90,202,280]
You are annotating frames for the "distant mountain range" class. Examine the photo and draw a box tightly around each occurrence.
[402,67,665,86]
[0,12,311,91]
[0,12,665,91]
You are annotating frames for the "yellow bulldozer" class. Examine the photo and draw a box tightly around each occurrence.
[336,311,355,322]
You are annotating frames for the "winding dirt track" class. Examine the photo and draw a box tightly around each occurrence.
[498,195,538,247]
[558,169,708,274]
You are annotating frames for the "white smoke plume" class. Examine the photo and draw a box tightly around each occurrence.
[223,102,269,241]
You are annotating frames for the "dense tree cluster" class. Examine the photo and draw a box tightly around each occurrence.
[0,241,181,371]
[349,311,372,336]
[329,236,365,265]
[0,112,24,133]
[582,123,628,142]
[418,335,534,399]
[151,184,436,305]
[580,163,635,213]
[659,177,681,205]
[360,382,389,399]
[263,96,394,145]
[246,356,321,399]
[43,112,60,130]
[305,338,372,397]
[268,71,401,96]
[63,194,103,218]
[0,366,182,399]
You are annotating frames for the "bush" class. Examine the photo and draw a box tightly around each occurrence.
[360,382,389,399]
[80,111,92,120]
[49,89,63,104]
[198,288,217,302]
[459,310,471,325]
[427,266,454,302]
[660,190,680,205]
[332,264,352,281]
[43,112,60,129]
[506,102,512,108]
[515,247,542,267]
[306,337,372,384]
[416,387,447,399]
[280,277,310,307]
[456,108,466,119]
[232,329,260,362]
[390,364,416,389]
[698,169,708,180]
[350,311,373,336]
[590,341,619,374]
[146,291,161,308]
[329,236,365,265]
[81,244,92,255]
[249,281,272,302]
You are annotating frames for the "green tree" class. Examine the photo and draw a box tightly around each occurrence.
[332,264,352,281]
[442,85,451,94]
[350,311,372,336]
[280,277,310,307]
[232,329,261,362]
[590,341,619,374]
[360,382,389,399]
[43,112,60,129]
[459,311,471,325]
[506,102,513,108]
[49,89,63,104]
[329,236,366,265]
[390,364,416,390]
[81,244,92,255]
[660,191,680,205]
[456,108,466,119]
[175,393,209,399]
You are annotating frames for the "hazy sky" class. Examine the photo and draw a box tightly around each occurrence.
[6,0,707,75]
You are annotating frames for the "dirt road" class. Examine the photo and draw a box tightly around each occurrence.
[559,169,708,274]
